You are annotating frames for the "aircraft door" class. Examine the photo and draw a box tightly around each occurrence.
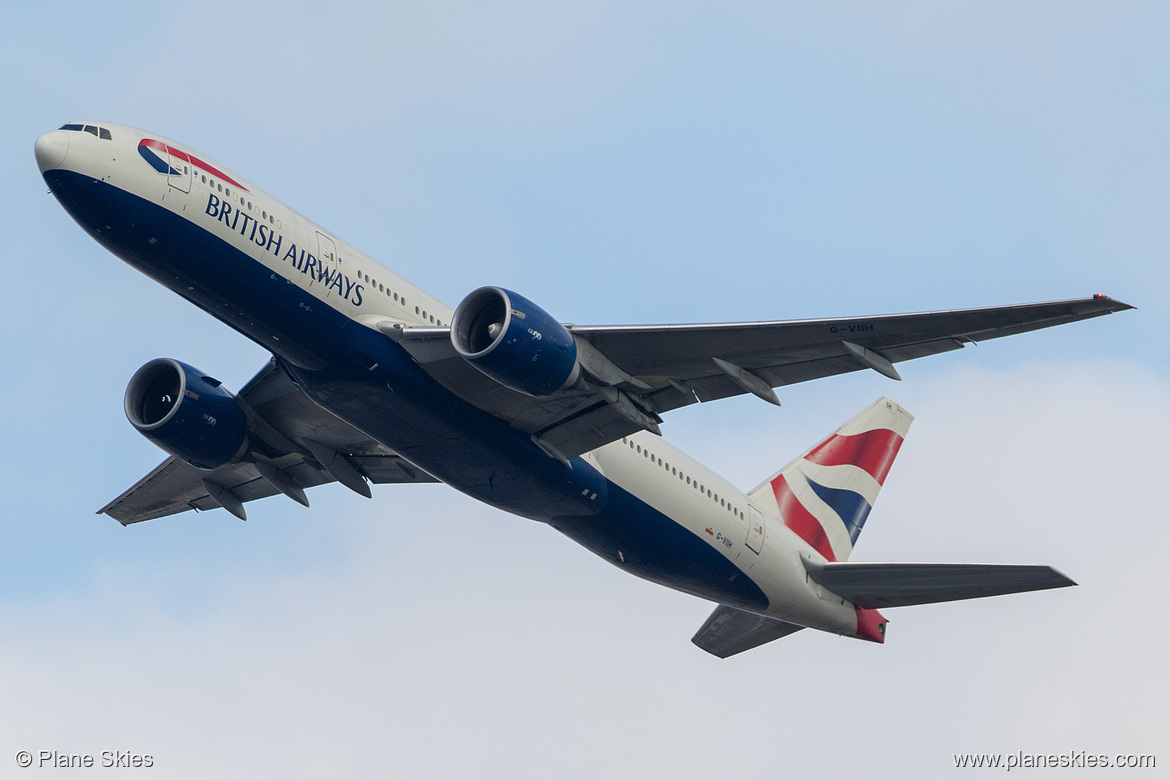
[317,232,338,268]
[166,147,191,193]
[747,506,766,554]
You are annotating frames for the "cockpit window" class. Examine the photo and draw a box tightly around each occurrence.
[58,123,113,140]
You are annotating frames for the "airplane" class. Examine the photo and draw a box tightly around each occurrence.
[35,121,1131,656]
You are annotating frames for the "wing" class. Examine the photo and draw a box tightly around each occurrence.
[691,605,806,658]
[99,360,437,525]
[396,294,1132,461]
[804,561,1077,609]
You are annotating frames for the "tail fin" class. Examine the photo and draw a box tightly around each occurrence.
[748,398,913,562]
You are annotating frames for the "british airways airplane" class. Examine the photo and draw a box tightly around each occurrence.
[36,122,1130,656]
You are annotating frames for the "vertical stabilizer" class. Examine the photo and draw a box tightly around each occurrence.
[748,398,912,561]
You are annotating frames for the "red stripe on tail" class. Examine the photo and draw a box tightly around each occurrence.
[804,428,904,485]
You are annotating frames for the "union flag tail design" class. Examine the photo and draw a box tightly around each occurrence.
[748,398,913,562]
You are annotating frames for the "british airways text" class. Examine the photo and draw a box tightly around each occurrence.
[205,193,364,306]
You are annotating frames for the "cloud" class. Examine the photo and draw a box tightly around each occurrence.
[0,358,1164,778]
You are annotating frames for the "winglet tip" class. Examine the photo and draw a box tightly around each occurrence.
[1048,566,1078,588]
[1092,293,1136,312]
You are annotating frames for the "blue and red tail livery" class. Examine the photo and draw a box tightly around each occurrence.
[749,398,911,562]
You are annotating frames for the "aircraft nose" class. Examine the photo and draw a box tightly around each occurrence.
[35,130,69,173]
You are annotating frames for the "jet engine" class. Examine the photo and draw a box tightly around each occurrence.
[124,358,249,470]
[451,287,580,397]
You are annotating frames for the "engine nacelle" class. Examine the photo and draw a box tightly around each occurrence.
[451,287,580,397]
[124,358,249,470]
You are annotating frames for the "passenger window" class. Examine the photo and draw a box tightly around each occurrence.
[99,128,112,140]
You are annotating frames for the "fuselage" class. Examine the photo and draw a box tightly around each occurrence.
[36,122,873,640]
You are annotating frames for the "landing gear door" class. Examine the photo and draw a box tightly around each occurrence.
[747,506,766,554]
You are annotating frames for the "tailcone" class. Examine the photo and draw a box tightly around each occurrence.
[854,606,888,644]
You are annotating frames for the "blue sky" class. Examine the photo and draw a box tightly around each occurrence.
[3,2,1167,777]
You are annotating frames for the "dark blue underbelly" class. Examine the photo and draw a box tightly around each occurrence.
[46,170,767,607]
[44,170,346,370]
[551,483,769,609]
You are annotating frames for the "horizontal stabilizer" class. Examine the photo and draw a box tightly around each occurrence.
[804,560,1076,609]
[692,605,805,658]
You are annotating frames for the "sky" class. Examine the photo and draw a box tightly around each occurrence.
[3,2,1167,777]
